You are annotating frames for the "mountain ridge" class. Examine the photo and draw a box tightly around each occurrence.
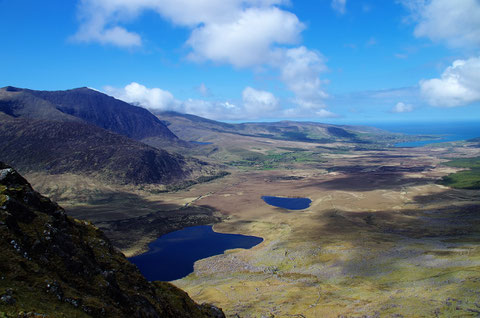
[0,113,215,185]
[0,86,178,141]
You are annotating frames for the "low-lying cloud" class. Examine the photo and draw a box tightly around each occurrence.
[105,82,337,121]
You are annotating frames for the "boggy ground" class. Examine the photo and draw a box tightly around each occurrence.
[26,142,480,317]
[172,145,480,317]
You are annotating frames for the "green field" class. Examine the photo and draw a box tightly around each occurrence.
[440,157,480,189]
[228,150,324,170]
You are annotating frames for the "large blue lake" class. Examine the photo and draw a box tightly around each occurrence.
[370,121,480,147]
[262,196,312,210]
[129,225,263,281]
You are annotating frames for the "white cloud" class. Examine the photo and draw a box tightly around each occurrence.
[401,0,480,49]
[105,82,336,120]
[71,1,142,47]
[242,86,280,116]
[73,22,142,47]
[391,102,414,113]
[420,57,480,107]
[74,0,329,115]
[275,46,328,110]
[104,82,179,110]
[186,7,303,67]
[331,0,347,14]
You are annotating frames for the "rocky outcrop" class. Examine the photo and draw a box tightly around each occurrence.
[0,162,225,317]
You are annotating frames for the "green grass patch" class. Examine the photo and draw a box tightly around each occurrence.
[439,157,480,189]
[227,151,324,170]
[439,169,480,189]
[443,157,480,169]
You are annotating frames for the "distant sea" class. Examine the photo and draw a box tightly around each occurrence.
[367,121,480,147]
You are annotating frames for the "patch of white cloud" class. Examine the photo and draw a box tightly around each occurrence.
[274,46,328,111]
[105,82,336,120]
[242,86,280,117]
[71,1,142,47]
[391,102,414,113]
[331,0,347,14]
[401,0,480,49]
[186,7,304,67]
[104,82,179,110]
[420,57,480,107]
[74,0,329,116]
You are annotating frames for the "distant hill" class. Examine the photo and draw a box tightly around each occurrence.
[157,111,401,145]
[0,86,178,141]
[0,113,213,185]
[0,162,224,317]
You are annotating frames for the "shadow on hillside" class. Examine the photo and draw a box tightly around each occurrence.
[411,187,480,206]
[300,172,435,192]
[293,187,480,295]
[65,191,223,251]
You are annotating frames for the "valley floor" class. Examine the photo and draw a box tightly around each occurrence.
[29,143,480,317]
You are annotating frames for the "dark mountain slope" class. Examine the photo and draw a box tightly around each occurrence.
[0,86,178,141]
[0,162,224,317]
[0,114,211,185]
[0,86,80,121]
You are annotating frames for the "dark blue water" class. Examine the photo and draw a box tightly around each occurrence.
[370,121,480,147]
[262,196,312,210]
[128,225,263,281]
[190,141,213,145]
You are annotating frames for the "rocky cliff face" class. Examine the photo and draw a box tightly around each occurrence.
[0,162,224,318]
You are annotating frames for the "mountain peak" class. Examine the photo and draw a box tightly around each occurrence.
[1,86,23,92]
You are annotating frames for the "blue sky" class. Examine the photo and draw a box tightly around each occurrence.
[1,0,479,123]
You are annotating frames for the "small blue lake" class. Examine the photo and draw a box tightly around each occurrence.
[262,196,312,210]
[190,141,213,145]
[128,225,263,281]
